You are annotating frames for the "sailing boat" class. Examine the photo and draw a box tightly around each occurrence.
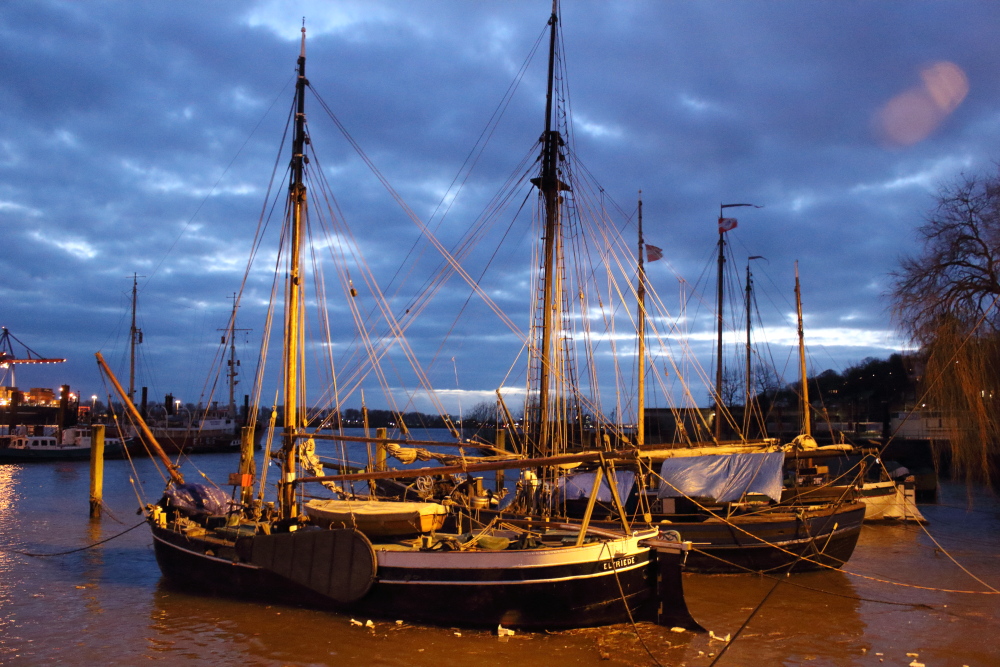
[558,229,867,573]
[114,277,247,456]
[781,265,926,522]
[96,21,699,630]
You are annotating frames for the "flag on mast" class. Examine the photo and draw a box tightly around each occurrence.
[718,217,738,232]
[645,244,663,262]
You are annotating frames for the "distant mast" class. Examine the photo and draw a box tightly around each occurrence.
[128,273,144,405]
[220,293,249,419]
[744,255,763,435]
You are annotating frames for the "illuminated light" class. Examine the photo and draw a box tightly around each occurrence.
[875,61,969,147]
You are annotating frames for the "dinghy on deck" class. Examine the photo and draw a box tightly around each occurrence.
[304,499,448,537]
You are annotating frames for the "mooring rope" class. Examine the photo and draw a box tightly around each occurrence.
[5,519,147,558]
[602,541,664,667]
[652,471,1000,594]
[708,576,783,667]
[689,546,934,608]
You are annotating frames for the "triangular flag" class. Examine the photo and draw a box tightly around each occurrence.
[645,244,663,262]
[718,217,738,233]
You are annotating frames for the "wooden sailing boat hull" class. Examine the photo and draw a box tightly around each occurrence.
[859,481,926,522]
[149,523,692,629]
[660,502,866,574]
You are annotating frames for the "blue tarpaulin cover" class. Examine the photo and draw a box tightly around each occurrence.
[558,470,636,503]
[657,452,785,502]
[165,483,231,515]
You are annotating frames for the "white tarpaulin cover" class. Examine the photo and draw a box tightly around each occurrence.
[558,470,636,503]
[657,452,786,502]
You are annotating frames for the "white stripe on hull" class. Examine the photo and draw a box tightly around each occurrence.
[375,529,658,569]
[378,559,649,586]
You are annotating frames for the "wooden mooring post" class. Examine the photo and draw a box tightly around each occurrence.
[375,427,388,472]
[89,424,105,518]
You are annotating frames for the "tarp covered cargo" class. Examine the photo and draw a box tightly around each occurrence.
[557,470,636,503]
[657,452,785,503]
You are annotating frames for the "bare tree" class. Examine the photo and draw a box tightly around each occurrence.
[889,169,1000,483]
[892,171,1000,338]
[464,400,496,426]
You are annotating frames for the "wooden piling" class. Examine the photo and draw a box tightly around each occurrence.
[375,427,388,472]
[89,424,105,518]
[239,426,255,507]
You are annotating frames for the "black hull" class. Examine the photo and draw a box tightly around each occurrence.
[143,433,239,455]
[108,429,257,458]
[664,503,866,574]
[149,524,690,630]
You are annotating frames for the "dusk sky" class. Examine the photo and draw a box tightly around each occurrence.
[2,1,999,418]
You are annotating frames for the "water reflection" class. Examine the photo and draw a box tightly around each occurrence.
[81,520,105,617]
[146,585,627,667]
[1,459,999,665]
[683,569,866,666]
[0,465,24,663]
[0,464,22,516]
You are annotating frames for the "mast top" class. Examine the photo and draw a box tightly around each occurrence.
[300,21,306,59]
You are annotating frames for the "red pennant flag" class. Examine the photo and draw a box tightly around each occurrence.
[718,217,738,232]
[645,244,663,262]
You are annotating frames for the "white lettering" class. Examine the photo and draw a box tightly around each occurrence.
[602,556,637,570]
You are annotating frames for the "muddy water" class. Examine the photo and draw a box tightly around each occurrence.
[1,452,998,666]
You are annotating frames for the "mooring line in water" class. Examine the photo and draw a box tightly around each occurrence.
[6,520,147,558]
[708,576,783,667]
[690,547,934,609]
[916,520,1000,593]
[602,542,665,667]
[96,500,129,526]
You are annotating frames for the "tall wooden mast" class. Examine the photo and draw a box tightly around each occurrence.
[713,203,756,440]
[532,0,564,457]
[744,255,763,435]
[795,261,811,437]
[713,211,726,441]
[280,26,308,519]
[636,194,646,447]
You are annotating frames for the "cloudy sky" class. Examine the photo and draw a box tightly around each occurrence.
[2,0,998,418]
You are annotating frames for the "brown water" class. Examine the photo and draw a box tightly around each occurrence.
[1,454,998,666]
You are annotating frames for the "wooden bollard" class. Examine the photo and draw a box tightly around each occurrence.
[375,427,388,472]
[89,424,105,518]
